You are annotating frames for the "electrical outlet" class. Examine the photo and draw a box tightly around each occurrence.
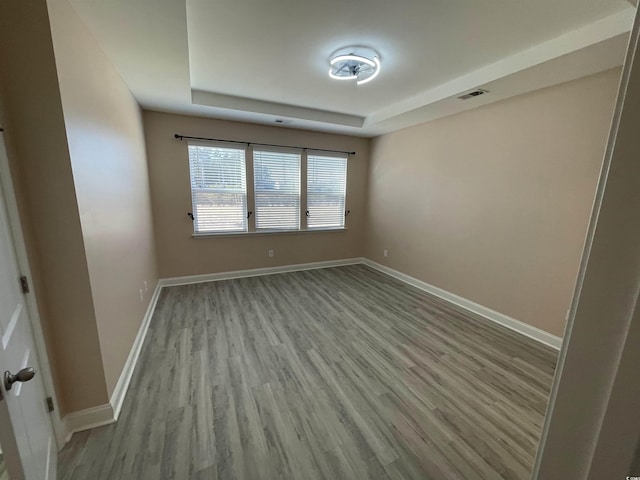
[384,249,388,257]
[144,280,148,292]
[268,249,274,257]
[139,289,144,302]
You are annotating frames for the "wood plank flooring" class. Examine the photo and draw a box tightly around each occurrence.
[58,265,557,479]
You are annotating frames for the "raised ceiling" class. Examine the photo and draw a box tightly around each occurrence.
[69,0,635,137]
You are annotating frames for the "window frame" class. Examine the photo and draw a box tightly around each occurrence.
[306,151,348,230]
[188,142,249,235]
[252,146,302,232]
[187,142,348,237]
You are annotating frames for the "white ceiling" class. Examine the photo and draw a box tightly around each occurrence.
[69,0,635,137]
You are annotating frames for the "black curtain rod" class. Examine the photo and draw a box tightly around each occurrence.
[174,134,356,156]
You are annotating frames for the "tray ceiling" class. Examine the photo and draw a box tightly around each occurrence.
[69,0,635,136]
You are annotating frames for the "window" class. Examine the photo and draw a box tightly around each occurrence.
[307,154,347,229]
[187,142,348,235]
[188,144,248,233]
[253,149,301,230]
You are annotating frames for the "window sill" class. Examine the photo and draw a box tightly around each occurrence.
[192,228,347,239]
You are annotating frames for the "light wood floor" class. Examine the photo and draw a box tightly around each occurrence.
[58,265,557,479]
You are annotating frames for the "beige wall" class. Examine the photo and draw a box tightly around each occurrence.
[143,111,369,278]
[48,0,159,397]
[0,0,158,415]
[365,69,620,337]
[0,0,107,413]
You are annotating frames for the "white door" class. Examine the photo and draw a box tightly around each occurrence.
[0,134,56,480]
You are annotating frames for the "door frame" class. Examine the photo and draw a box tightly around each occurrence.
[0,128,64,450]
[532,4,640,479]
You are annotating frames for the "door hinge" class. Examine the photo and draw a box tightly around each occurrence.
[20,275,29,294]
[46,396,55,413]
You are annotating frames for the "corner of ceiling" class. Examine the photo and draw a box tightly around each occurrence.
[361,7,634,135]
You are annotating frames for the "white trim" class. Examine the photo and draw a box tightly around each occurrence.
[109,280,162,420]
[192,228,347,239]
[160,256,561,349]
[362,259,563,350]
[61,280,163,443]
[60,255,561,445]
[62,404,114,443]
[62,259,364,442]
[0,134,65,448]
[159,257,365,287]
[45,436,52,480]
[64,259,364,439]
[533,9,640,478]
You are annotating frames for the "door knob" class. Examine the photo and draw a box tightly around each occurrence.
[4,367,36,391]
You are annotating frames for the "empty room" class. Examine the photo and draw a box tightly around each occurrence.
[1,0,640,479]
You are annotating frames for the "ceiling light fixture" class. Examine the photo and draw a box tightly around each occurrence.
[328,47,381,86]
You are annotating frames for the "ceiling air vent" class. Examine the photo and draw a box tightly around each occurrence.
[458,89,489,100]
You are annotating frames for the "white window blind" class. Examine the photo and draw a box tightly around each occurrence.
[253,149,301,230]
[307,154,347,229]
[188,144,248,233]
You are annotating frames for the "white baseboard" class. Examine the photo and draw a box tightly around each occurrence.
[63,259,362,441]
[159,257,366,287]
[109,280,163,420]
[160,256,561,350]
[62,403,114,443]
[362,259,563,350]
[62,281,163,442]
[62,256,560,444]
